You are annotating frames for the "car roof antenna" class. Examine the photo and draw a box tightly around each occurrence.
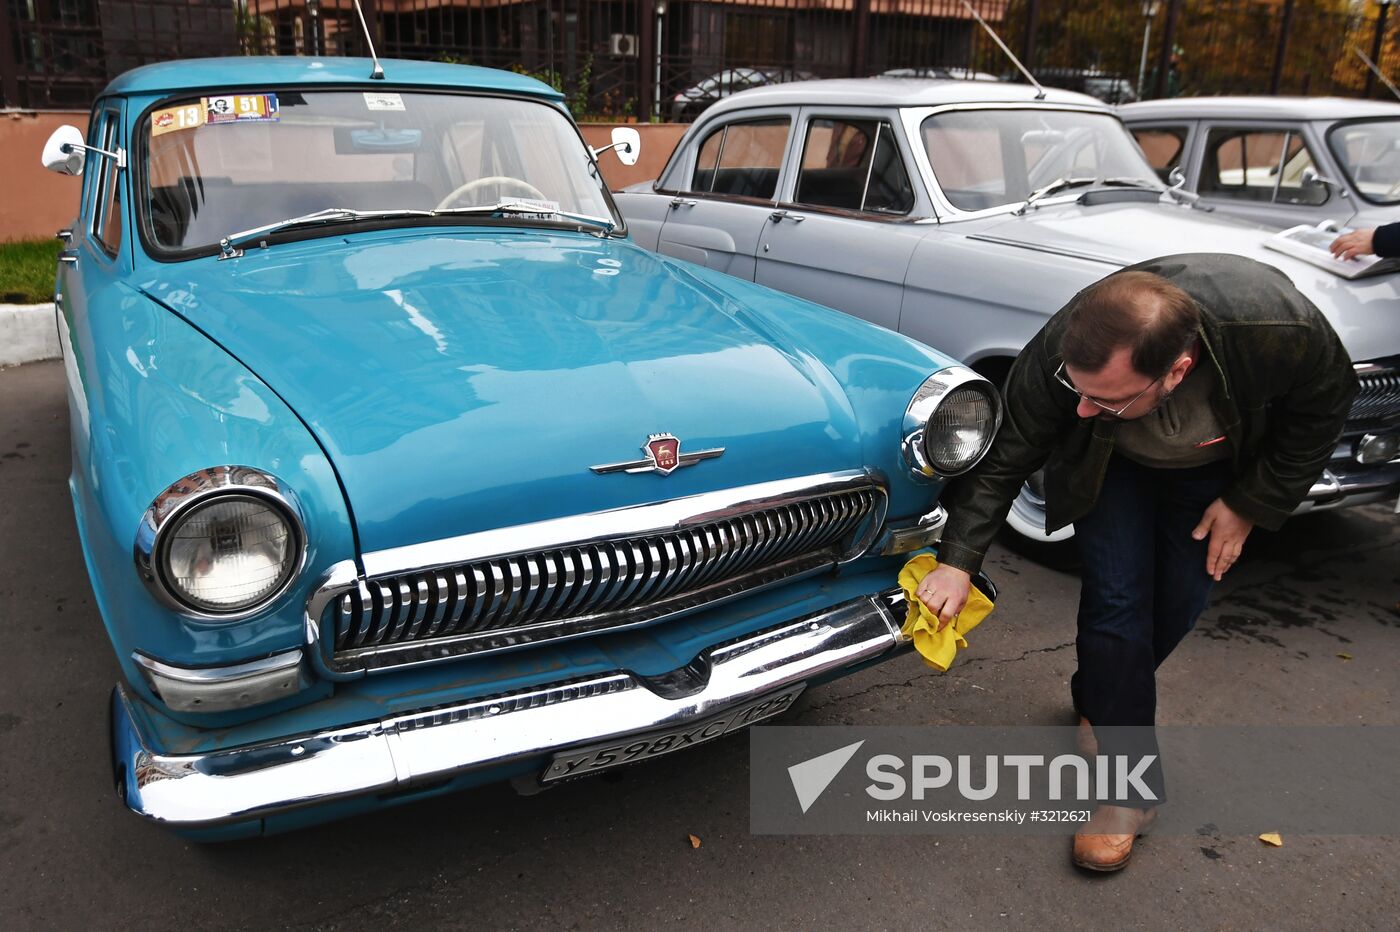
[352,0,386,80]
[1352,45,1400,102]
[958,0,1045,100]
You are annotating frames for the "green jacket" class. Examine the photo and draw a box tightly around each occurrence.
[937,253,1359,576]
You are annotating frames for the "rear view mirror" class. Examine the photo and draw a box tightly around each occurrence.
[341,127,423,153]
[42,125,87,176]
[1020,129,1067,148]
[611,127,641,166]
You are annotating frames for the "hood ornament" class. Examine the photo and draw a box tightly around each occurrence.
[591,433,724,476]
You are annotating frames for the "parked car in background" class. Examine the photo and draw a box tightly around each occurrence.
[670,67,816,122]
[1034,67,1137,104]
[880,66,1002,82]
[1121,96,1400,230]
[614,77,1400,553]
[45,57,1000,838]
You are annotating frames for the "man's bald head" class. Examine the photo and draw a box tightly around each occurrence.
[1062,270,1201,378]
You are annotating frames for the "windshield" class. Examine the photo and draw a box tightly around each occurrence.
[141,90,618,253]
[1327,118,1400,206]
[920,109,1160,212]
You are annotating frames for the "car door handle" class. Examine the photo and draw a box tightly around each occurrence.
[55,228,73,243]
[669,197,697,209]
[770,210,805,223]
[58,249,78,265]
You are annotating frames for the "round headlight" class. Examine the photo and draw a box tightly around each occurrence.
[161,495,298,613]
[136,467,305,619]
[902,368,1002,480]
[923,384,998,476]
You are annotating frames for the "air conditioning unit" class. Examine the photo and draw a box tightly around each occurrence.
[609,33,639,58]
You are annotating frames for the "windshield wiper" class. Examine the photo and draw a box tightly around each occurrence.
[1097,176,1163,191]
[218,200,617,258]
[1014,176,1100,215]
[220,207,434,257]
[432,201,617,235]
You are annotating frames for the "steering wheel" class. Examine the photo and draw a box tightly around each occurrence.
[436,175,548,211]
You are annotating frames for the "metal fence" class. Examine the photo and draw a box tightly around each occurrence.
[3,0,1399,117]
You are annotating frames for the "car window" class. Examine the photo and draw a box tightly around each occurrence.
[141,91,618,254]
[1200,127,1327,206]
[1131,127,1188,183]
[922,109,1158,211]
[91,110,123,256]
[690,118,789,199]
[795,118,913,214]
[1327,118,1400,205]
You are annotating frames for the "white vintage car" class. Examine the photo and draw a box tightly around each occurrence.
[1121,96,1400,231]
[615,78,1400,552]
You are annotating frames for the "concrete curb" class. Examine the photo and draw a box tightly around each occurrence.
[0,302,60,368]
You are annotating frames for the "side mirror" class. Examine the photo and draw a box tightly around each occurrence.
[1167,165,1186,189]
[42,125,87,176]
[611,127,641,166]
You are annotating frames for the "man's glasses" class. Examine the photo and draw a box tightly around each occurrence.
[1053,360,1163,418]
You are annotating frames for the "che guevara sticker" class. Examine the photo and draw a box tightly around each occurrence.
[151,93,280,137]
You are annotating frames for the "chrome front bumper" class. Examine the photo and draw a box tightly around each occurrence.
[112,586,915,829]
[1298,458,1400,512]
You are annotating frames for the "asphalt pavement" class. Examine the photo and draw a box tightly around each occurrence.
[2,358,1397,931]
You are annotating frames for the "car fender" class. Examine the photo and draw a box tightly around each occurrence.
[61,281,355,713]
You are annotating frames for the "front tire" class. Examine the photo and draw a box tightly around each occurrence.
[1000,468,1079,568]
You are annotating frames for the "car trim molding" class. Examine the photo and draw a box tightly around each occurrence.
[963,233,1124,266]
[131,649,308,713]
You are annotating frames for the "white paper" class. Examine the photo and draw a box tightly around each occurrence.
[364,92,406,112]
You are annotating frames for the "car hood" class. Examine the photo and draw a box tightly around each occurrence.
[139,230,865,554]
[971,202,1400,361]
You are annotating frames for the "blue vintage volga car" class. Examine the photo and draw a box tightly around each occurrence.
[43,57,999,838]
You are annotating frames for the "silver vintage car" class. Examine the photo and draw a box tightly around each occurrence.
[1121,96,1400,231]
[615,78,1400,551]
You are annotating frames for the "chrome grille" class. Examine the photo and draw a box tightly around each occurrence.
[1351,359,1400,424]
[326,480,883,672]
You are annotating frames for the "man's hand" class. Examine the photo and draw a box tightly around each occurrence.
[1191,498,1255,581]
[1330,228,1376,261]
[914,564,972,631]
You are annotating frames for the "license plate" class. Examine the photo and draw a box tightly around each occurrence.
[540,685,805,783]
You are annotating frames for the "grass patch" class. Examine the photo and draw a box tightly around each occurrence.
[0,238,61,304]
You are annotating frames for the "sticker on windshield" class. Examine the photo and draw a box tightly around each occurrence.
[364,92,406,111]
[502,198,560,214]
[152,94,279,136]
[151,103,206,137]
[204,93,280,126]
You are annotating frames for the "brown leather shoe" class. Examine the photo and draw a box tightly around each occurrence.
[1072,805,1157,872]
[1076,716,1097,758]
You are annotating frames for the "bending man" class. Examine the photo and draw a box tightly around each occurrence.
[916,254,1357,872]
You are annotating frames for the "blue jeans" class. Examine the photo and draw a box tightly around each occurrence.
[1070,454,1232,806]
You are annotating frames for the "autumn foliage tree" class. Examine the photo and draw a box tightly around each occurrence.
[990,0,1376,98]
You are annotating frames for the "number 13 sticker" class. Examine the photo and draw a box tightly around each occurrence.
[151,103,207,137]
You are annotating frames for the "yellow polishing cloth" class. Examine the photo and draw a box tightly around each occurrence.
[897,553,995,671]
